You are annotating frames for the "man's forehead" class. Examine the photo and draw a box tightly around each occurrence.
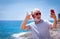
[32,10,41,14]
[33,10,40,13]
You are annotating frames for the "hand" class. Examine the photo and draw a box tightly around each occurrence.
[50,12,56,19]
[25,12,31,21]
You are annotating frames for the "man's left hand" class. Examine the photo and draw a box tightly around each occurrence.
[50,13,56,19]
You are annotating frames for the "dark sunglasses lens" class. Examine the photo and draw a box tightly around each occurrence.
[39,13,41,15]
[36,13,38,15]
[36,13,41,15]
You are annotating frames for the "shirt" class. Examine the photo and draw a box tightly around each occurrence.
[26,19,52,39]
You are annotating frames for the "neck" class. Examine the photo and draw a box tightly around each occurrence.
[35,20,41,23]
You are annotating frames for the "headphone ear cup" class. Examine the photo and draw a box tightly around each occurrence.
[32,14,35,18]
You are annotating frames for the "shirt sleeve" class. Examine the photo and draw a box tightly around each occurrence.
[44,20,53,28]
[47,20,52,25]
[26,23,31,30]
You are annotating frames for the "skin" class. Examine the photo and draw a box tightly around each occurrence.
[21,9,57,30]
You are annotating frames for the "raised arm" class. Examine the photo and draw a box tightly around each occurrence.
[50,10,57,29]
[21,13,31,30]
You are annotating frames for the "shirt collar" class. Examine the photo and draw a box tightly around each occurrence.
[34,19,43,24]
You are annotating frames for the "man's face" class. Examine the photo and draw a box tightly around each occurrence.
[33,10,41,21]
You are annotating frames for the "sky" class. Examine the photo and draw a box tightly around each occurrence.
[0,0,60,20]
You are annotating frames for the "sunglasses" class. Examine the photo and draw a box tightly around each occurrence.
[34,13,41,16]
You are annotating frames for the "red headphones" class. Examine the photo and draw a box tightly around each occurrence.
[31,14,35,18]
[31,11,35,18]
[50,9,55,13]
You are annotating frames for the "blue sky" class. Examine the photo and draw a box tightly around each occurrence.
[0,0,60,20]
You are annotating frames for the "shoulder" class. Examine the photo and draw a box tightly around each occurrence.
[42,19,49,23]
[26,22,35,26]
[29,22,35,25]
[42,19,52,25]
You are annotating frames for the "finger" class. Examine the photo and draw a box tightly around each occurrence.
[30,18,33,19]
[26,12,29,15]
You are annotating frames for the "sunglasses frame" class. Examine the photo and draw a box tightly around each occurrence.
[34,13,41,16]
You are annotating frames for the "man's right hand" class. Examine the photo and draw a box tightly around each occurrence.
[21,12,31,30]
[25,12,31,21]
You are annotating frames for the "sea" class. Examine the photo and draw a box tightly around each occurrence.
[0,20,53,39]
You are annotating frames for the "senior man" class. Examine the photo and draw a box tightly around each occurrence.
[21,9,57,39]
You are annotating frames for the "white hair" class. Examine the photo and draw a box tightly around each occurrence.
[31,8,40,14]
[33,8,40,11]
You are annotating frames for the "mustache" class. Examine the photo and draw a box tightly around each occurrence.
[37,17,40,19]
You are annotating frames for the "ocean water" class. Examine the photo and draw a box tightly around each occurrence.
[0,20,53,39]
